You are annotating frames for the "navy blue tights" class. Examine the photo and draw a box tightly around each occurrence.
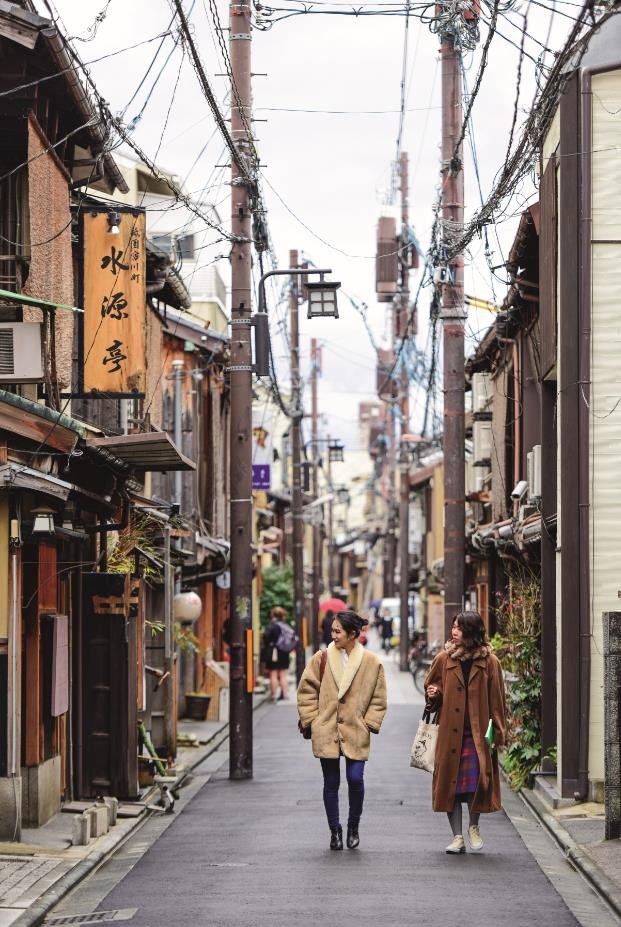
[320,757,366,828]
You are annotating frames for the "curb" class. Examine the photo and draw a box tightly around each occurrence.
[519,786,621,921]
[10,695,269,927]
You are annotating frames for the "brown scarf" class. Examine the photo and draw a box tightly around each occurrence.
[444,640,492,662]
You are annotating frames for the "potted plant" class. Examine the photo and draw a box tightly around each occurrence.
[184,692,211,721]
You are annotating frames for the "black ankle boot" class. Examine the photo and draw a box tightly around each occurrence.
[329,825,343,850]
[346,824,360,849]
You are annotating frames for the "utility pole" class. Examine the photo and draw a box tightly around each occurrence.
[289,249,306,684]
[310,338,320,650]
[327,435,335,593]
[439,21,465,637]
[382,404,396,599]
[398,151,411,672]
[228,0,253,780]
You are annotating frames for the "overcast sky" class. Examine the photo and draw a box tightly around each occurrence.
[42,0,571,448]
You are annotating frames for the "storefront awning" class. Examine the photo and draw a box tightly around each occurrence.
[0,388,85,454]
[0,463,115,512]
[87,431,196,472]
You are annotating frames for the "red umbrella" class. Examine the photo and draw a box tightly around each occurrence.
[319,597,348,613]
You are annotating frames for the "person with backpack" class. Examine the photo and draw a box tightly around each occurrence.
[297,610,387,851]
[263,606,298,701]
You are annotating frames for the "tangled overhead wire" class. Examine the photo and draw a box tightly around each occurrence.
[427,0,481,50]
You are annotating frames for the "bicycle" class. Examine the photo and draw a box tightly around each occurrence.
[412,658,432,694]
[408,638,440,693]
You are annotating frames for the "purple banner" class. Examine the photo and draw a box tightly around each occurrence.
[252,463,271,490]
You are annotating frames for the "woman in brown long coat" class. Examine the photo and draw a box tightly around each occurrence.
[425,611,507,854]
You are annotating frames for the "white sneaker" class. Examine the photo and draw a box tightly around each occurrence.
[468,825,484,851]
[445,835,465,854]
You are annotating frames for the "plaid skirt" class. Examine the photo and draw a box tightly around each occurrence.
[456,728,480,795]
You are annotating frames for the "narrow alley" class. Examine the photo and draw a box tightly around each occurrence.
[45,645,616,927]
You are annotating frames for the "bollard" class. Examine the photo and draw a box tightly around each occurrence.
[71,813,91,846]
[86,805,109,838]
[101,796,118,827]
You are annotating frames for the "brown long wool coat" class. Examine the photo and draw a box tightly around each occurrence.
[424,650,507,813]
[297,643,387,761]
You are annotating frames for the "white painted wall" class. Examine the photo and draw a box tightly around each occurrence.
[588,68,621,781]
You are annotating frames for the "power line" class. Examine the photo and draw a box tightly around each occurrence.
[0,31,171,101]
[171,0,254,186]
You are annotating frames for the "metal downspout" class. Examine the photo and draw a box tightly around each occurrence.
[576,66,593,801]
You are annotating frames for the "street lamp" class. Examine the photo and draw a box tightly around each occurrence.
[306,277,340,319]
[328,440,345,463]
[253,266,341,378]
[336,486,350,505]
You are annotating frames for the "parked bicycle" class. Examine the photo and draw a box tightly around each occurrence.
[409,636,441,693]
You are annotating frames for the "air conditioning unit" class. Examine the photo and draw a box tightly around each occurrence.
[465,458,474,495]
[518,503,538,522]
[474,468,490,493]
[471,372,492,414]
[527,444,542,499]
[0,322,43,382]
[473,420,492,466]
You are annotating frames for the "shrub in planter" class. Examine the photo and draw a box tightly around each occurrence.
[184,693,211,721]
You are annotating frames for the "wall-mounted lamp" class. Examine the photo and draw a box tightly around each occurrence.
[107,210,121,235]
[31,506,55,536]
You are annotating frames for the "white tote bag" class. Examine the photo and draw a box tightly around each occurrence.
[409,708,439,773]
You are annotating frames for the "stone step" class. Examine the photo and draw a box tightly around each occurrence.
[533,774,576,810]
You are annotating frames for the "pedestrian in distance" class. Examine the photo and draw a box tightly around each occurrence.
[321,609,335,648]
[262,606,297,702]
[297,610,387,851]
[380,608,394,652]
[424,610,507,854]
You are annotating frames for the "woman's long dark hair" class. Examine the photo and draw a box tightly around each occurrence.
[334,610,366,638]
[453,610,487,648]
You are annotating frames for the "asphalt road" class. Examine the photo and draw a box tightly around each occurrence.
[61,650,602,927]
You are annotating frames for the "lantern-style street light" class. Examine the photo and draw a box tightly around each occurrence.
[306,277,340,319]
[253,266,341,378]
[336,486,350,505]
[328,440,345,463]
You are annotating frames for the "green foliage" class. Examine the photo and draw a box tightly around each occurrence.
[259,561,294,629]
[492,570,542,791]
[107,513,162,578]
[175,622,202,655]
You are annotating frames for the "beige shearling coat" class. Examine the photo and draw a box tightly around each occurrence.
[297,643,387,761]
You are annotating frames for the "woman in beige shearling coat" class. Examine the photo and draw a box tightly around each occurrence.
[297,611,387,851]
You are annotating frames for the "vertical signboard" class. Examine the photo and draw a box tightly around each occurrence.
[83,209,147,394]
[251,410,273,490]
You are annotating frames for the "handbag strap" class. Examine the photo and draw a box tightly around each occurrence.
[422,706,439,725]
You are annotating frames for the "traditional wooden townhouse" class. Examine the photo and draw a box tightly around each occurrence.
[537,14,621,804]
[464,203,542,635]
[0,3,230,839]
[408,453,445,646]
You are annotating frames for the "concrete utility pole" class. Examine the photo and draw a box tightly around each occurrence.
[382,406,397,599]
[228,0,254,780]
[289,250,306,684]
[398,152,411,672]
[440,23,466,637]
[327,435,335,594]
[310,338,320,651]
